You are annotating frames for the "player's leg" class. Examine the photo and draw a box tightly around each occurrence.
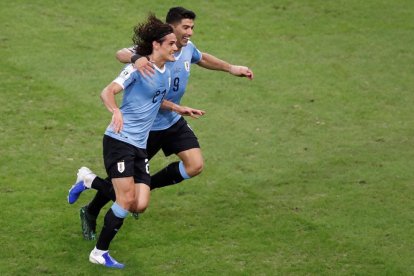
[132,183,151,213]
[80,129,157,235]
[90,176,135,269]
[88,136,139,268]
[90,181,150,261]
[177,148,204,177]
[76,135,133,239]
[78,176,116,240]
[150,118,203,190]
[129,153,151,218]
[150,148,203,190]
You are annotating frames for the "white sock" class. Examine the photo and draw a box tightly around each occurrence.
[91,247,107,256]
[83,173,96,188]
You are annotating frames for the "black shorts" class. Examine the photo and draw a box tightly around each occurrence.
[147,117,200,159]
[103,135,150,185]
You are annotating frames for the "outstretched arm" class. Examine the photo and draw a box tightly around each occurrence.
[115,47,155,76]
[161,100,206,119]
[197,52,254,80]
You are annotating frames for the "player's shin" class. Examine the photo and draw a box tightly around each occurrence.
[150,161,190,190]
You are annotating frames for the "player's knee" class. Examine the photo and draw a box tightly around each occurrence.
[137,204,148,213]
[120,192,136,211]
[130,201,149,213]
[187,160,204,177]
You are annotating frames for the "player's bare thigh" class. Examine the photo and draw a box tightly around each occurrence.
[112,177,136,210]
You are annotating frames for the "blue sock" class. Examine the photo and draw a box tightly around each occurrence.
[111,202,129,218]
[179,161,191,179]
[96,203,128,250]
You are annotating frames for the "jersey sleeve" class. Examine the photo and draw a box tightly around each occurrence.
[113,64,137,89]
[189,42,202,64]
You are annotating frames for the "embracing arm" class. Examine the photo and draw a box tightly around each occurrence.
[115,48,134,63]
[100,82,124,133]
[197,52,254,80]
[115,47,155,75]
[161,100,206,119]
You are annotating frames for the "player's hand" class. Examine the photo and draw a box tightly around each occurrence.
[134,57,155,76]
[175,106,206,119]
[110,108,123,133]
[229,65,254,80]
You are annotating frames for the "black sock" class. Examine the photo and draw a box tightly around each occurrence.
[91,176,116,201]
[96,208,124,251]
[150,161,184,190]
[87,191,111,217]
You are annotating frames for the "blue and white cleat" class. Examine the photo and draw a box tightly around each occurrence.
[89,251,125,269]
[67,167,93,204]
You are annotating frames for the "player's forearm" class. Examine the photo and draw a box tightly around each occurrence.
[197,52,232,72]
[116,48,134,63]
[100,83,122,113]
[161,100,179,112]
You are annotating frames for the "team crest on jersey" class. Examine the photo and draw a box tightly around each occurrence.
[119,65,134,81]
[184,61,190,72]
[117,161,125,173]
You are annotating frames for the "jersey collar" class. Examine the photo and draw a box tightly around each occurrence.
[153,63,166,73]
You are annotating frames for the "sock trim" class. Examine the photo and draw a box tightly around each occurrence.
[111,202,129,218]
[179,161,191,179]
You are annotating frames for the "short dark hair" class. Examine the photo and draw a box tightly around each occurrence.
[132,14,173,56]
[166,7,196,24]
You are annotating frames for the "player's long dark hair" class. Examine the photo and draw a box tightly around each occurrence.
[132,14,173,56]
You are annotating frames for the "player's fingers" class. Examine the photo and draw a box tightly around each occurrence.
[188,111,199,118]
[145,64,155,74]
[245,69,254,80]
[194,109,206,116]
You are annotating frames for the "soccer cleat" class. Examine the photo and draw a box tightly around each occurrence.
[67,167,92,204]
[131,212,139,220]
[89,251,125,269]
[80,205,97,240]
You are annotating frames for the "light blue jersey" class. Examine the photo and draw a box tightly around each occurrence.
[105,64,171,149]
[151,41,202,130]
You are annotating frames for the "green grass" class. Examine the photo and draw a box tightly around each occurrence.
[1,0,414,274]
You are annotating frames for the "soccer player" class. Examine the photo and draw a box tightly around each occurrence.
[74,7,254,240]
[67,14,204,268]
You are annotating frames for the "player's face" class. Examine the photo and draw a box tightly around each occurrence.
[159,33,178,62]
[172,18,194,48]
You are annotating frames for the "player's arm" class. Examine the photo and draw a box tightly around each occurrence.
[161,100,206,119]
[115,47,155,76]
[197,52,254,80]
[100,82,124,133]
[115,47,134,63]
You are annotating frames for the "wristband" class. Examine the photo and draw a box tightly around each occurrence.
[130,54,142,63]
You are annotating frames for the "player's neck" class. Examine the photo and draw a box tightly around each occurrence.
[148,54,166,70]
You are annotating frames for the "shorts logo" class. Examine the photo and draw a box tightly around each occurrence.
[184,61,190,72]
[117,161,125,173]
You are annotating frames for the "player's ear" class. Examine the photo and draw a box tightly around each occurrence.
[152,41,160,50]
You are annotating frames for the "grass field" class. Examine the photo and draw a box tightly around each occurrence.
[1,0,414,275]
